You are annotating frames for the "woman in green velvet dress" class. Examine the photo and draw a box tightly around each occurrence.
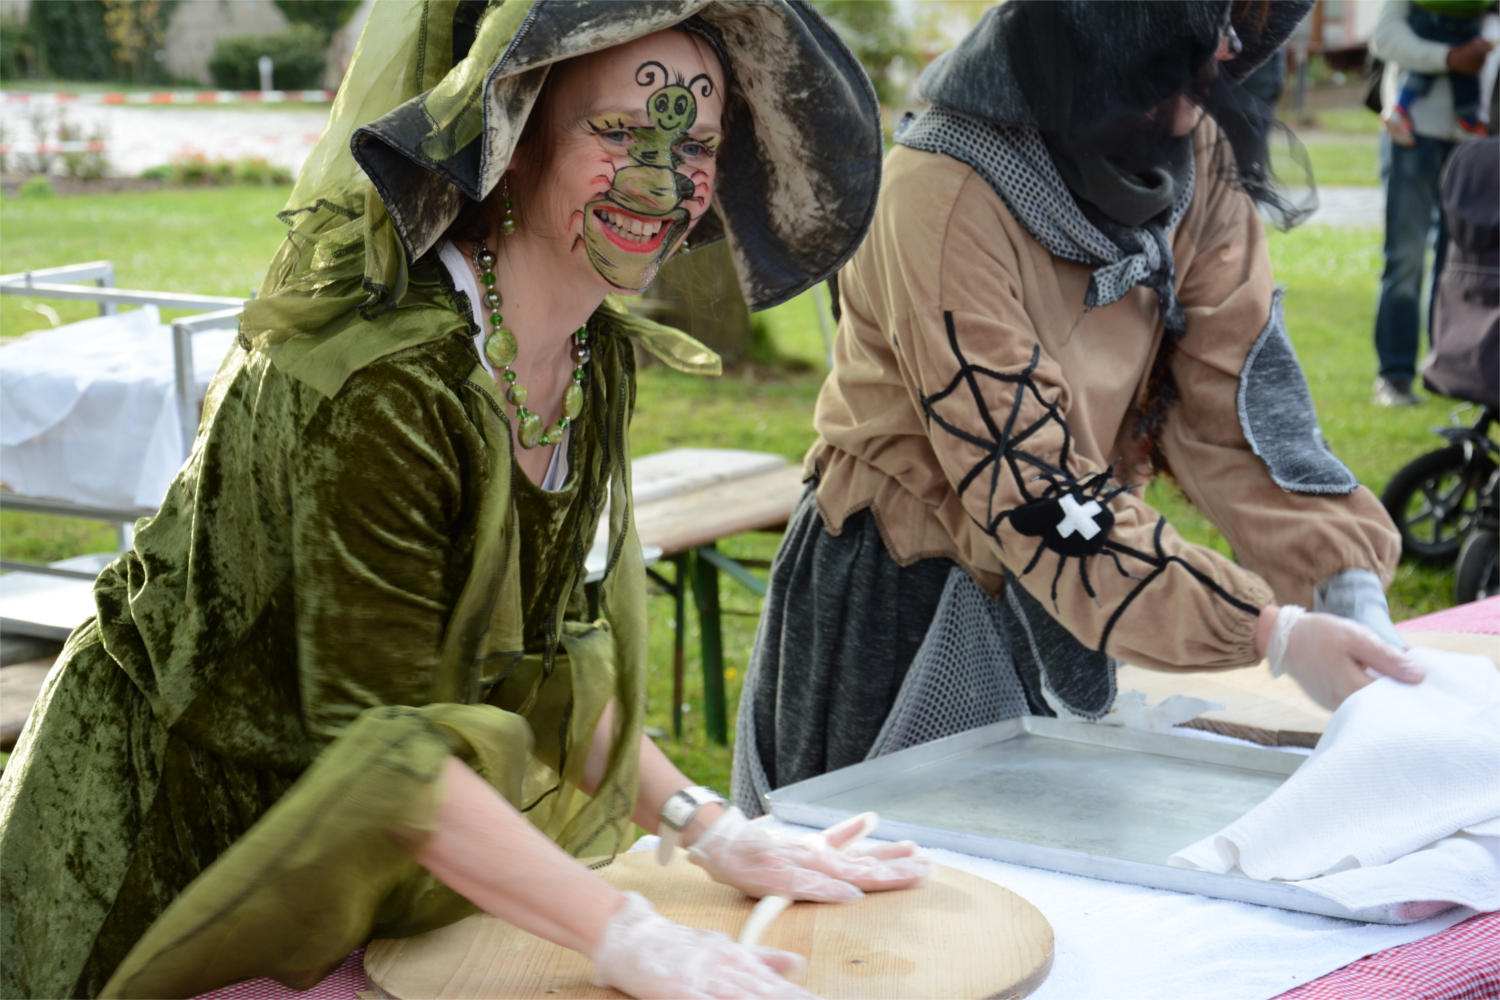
[0,4,928,998]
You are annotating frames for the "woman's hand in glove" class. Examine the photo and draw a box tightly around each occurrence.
[592,890,815,999]
[686,807,932,903]
[1257,605,1426,710]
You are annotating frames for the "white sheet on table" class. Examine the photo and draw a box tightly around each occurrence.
[1170,647,1500,913]
[632,823,1473,1000]
[0,307,237,509]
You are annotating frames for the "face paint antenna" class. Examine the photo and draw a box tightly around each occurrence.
[685,73,714,99]
[635,60,680,89]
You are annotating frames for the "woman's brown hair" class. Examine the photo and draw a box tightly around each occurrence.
[441,70,565,247]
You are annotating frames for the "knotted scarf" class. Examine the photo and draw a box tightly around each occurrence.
[896,107,1194,337]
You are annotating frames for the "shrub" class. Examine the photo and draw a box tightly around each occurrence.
[208,24,327,91]
[17,176,56,198]
[232,156,293,186]
[57,119,109,181]
[100,0,176,85]
[146,155,294,187]
[166,153,219,186]
[272,0,360,42]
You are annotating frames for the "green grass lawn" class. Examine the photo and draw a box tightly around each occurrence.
[0,173,1464,787]
[1274,137,1381,187]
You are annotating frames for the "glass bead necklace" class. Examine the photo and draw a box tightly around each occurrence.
[473,240,588,450]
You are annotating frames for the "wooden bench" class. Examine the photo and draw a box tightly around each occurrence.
[0,449,804,755]
[584,448,806,744]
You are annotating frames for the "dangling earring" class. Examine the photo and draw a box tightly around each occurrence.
[499,176,518,236]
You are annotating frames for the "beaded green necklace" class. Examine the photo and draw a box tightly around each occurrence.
[474,241,589,450]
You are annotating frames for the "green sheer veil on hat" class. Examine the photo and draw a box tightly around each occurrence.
[241,0,881,398]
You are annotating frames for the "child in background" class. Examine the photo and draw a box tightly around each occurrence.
[1386,0,1492,144]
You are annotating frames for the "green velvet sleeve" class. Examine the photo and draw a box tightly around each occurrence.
[290,356,487,743]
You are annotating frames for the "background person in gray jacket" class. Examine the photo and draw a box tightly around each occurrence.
[1368,0,1494,406]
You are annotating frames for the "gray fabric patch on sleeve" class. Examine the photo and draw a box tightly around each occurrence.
[1237,290,1359,495]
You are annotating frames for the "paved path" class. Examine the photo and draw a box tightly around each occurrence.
[2,101,1389,230]
[1,103,330,176]
[1304,186,1384,228]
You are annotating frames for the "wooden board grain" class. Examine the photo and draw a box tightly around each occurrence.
[365,854,1053,1000]
[1115,630,1499,746]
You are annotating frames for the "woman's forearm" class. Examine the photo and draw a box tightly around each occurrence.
[579,701,725,846]
[415,756,625,956]
[633,731,726,847]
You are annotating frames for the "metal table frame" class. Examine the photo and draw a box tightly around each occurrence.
[0,261,243,620]
[643,545,771,744]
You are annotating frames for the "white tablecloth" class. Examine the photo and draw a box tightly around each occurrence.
[635,785,1473,1000]
[1,306,236,509]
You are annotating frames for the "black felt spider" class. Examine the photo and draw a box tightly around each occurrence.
[1003,469,1145,611]
[920,312,1257,642]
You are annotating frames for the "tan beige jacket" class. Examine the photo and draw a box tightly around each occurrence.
[808,134,1399,674]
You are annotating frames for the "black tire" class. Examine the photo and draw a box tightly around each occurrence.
[1380,445,1496,564]
[1455,530,1500,604]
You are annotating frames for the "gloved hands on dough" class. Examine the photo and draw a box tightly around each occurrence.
[1264,605,1426,710]
[687,807,933,902]
[592,890,815,999]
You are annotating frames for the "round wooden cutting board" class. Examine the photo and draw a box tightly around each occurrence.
[365,853,1053,999]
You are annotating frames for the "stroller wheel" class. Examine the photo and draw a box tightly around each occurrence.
[1455,531,1499,604]
[1381,445,1496,564]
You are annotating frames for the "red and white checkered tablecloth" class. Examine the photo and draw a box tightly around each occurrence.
[196,949,364,1000]
[1398,596,1500,635]
[1274,909,1500,1000]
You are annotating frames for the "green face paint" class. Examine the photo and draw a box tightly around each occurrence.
[581,61,716,291]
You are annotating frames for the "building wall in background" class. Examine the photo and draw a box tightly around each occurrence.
[163,0,288,85]
[323,0,375,89]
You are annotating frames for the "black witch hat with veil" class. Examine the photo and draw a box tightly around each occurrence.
[242,0,880,398]
[893,0,1314,344]
[913,0,1316,228]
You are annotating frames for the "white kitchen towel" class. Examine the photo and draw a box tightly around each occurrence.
[1170,647,1500,912]
[0,307,237,509]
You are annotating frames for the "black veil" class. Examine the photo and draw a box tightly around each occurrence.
[917,0,1317,229]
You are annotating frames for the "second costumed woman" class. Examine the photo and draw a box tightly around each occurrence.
[734,0,1427,813]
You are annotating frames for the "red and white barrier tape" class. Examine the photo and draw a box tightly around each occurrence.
[2,89,335,106]
[0,140,109,154]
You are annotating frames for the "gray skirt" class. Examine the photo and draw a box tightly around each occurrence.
[732,485,1117,816]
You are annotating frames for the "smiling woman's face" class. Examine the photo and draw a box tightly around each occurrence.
[516,30,726,293]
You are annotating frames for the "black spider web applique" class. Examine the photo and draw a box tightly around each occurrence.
[920,311,1259,650]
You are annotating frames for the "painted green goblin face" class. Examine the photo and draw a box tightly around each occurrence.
[580,60,719,291]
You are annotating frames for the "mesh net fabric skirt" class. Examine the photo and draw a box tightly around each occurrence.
[732,484,1119,816]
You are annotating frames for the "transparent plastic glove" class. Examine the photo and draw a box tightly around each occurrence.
[687,807,932,903]
[591,890,816,1000]
[1265,606,1426,710]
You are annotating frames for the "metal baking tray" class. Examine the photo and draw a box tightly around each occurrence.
[765,716,1453,924]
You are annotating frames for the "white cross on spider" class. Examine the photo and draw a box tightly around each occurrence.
[1055,494,1104,540]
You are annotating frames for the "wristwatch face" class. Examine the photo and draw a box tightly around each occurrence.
[661,787,721,830]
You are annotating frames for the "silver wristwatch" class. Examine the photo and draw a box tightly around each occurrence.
[656,785,725,865]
